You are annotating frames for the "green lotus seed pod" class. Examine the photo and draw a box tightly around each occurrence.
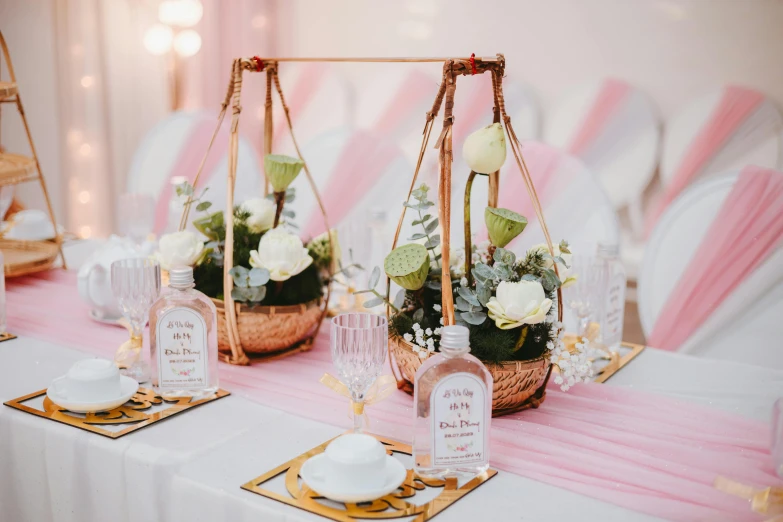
[485,207,527,248]
[264,154,304,193]
[384,243,430,291]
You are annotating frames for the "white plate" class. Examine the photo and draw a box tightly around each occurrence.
[300,453,407,504]
[46,375,139,413]
[2,221,64,241]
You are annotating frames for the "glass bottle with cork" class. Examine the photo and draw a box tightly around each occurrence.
[149,265,219,397]
[413,324,492,479]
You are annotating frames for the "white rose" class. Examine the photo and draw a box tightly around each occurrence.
[156,230,204,271]
[486,280,553,330]
[249,227,313,282]
[240,197,276,233]
[530,243,575,288]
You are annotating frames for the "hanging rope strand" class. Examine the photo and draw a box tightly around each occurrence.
[270,66,334,339]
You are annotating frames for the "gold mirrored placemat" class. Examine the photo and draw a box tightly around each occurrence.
[593,342,646,383]
[241,434,497,522]
[3,387,230,439]
[0,332,17,343]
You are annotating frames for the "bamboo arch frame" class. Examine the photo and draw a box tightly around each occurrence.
[179,57,334,365]
[179,54,561,368]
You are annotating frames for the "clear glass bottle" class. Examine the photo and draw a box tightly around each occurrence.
[413,325,492,479]
[149,266,219,397]
[597,242,626,352]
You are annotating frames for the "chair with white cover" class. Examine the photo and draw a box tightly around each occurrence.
[126,110,262,234]
[639,166,783,369]
[545,78,661,279]
[647,86,783,234]
[474,141,620,254]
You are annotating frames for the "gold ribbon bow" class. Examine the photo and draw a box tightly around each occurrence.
[714,476,783,520]
[319,373,397,427]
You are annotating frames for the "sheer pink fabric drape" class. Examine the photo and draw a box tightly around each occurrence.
[648,165,783,350]
[645,86,765,236]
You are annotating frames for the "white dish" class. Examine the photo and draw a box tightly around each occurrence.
[46,375,139,413]
[2,221,64,241]
[300,453,407,503]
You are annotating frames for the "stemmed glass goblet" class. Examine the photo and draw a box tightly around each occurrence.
[111,258,161,382]
[331,313,388,432]
[567,255,605,338]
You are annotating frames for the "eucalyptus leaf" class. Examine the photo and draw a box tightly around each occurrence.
[248,267,270,287]
[408,233,427,241]
[494,263,513,281]
[455,296,472,312]
[369,266,381,288]
[424,219,439,233]
[472,268,488,283]
[413,308,424,324]
[460,311,487,325]
[229,266,249,288]
[493,247,516,265]
[476,282,491,306]
[542,269,561,292]
[231,288,248,301]
[281,209,295,218]
[425,281,442,291]
[196,201,212,212]
[424,237,440,250]
[474,263,495,280]
[457,287,480,306]
[248,286,267,302]
[363,297,384,308]
[521,274,540,282]
[393,289,406,309]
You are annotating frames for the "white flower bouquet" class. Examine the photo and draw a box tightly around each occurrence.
[156,154,345,357]
[357,123,592,411]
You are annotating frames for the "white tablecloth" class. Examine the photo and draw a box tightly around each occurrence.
[1,333,781,522]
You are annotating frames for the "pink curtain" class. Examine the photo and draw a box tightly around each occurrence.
[645,86,765,236]
[648,165,783,350]
[567,78,631,156]
[7,270,779,521]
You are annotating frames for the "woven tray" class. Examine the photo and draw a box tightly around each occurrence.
[0,152,37,186]
[0,81,17,100]
[0,238,59,277]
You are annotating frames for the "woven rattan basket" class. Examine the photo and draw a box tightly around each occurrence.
[389,335,549,416]
[386,55,563,415]
[180,58,333,366]
[214,297,323,356]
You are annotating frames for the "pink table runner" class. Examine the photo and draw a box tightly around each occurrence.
[6,270,778,521]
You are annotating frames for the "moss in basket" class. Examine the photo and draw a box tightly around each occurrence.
[193,206,323,306]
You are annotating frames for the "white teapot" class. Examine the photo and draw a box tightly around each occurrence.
[77,235,151,321]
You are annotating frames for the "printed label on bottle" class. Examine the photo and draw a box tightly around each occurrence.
[430,373,487,466]
[602,273,626,348]
[155,308,208,389]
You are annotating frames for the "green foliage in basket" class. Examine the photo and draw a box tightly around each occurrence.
[168,178,331,307]
[356,181,573,364]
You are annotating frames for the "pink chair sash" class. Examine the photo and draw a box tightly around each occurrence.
[648,165,783,351]
[645,86,765,236]
[567,78,631,156]
[6,270,779,521]
[153,115,231,233]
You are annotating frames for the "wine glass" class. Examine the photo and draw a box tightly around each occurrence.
[567,255,605,338]
[331,313,388,432]
[111,258,161,382]
[118,193,155,245]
